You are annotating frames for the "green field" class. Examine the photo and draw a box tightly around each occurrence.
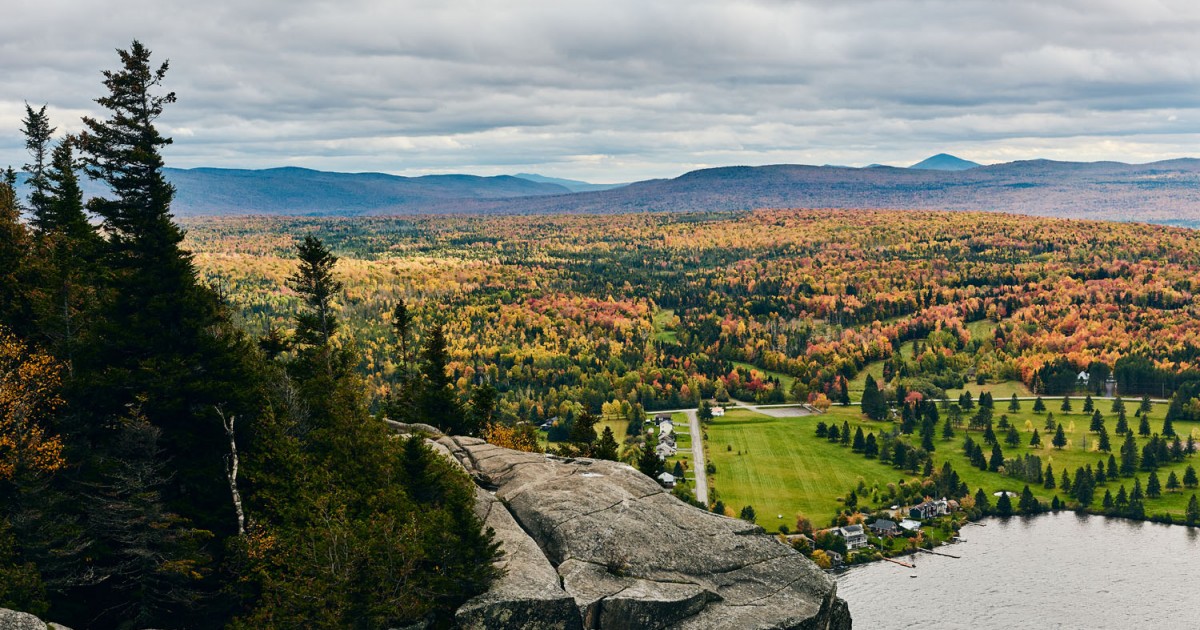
[945,380,1034,400]
[705,408,906,528]
[653,309,678,344]
[705,402,1200,530]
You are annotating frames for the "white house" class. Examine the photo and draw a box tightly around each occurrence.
[656,472,676,488]
[711,406,726,417]
[835,525,869,550]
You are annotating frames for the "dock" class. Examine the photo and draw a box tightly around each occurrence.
[882,557,916,569]
[917,548,960,559]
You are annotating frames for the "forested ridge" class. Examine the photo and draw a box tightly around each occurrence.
[0,42,499,629]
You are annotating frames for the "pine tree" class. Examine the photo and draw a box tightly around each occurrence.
[1018,485,1038,513]
[974,487,990,513]
[1097,426,1111,453]
[593,426,620,461]
[1052,424,1067,449]
[73,40,261,538]
[1138,415,1151,437]
[1005,425,1020,447]
[1044,463,1055,489]
[1167,471,1181,493]
[989,443,1004,472]
[861,375,887,421]
[941,417,955,440]
[1089,410,1103,433]
[466,382,498,437]
[288,235,343,351]
[995,491,1013,516]
[1147,471,1162,498]
[21,103,56,230]
[1083,395,1094,414]
[1187,494,1199,526]
[852,427,865,452]
[1184,465,1198,489]
[1008,394,1020,413]
[1033,396,1046,413]
[739,505,757,523]
[1120,433,1139,476]
[1162,416,1176,438]
[1060,395,1072,413]
[1030,428,1041,447]
[417,323,464,433]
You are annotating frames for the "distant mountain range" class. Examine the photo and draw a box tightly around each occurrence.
[12,155,1200,226]
[908,153,981,170]
[512,173,627,193]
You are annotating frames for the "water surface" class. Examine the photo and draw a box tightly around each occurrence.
[837,512,1200,629]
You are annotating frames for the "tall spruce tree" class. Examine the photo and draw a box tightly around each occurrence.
[21,104,55,230]
[418,323,463,433]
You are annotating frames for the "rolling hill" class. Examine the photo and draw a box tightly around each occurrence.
[14,158,1200,226]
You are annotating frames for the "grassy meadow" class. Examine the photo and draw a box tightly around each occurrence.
[703,400,1199,530]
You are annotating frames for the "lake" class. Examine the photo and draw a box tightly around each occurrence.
[837,512,1200,629]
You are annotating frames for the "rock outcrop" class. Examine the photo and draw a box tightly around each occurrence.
[0,608,72,629]
[429,434,851,630]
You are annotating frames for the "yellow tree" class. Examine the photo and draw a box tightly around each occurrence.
[0,328,65,480]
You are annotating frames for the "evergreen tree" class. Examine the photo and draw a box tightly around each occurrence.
[1005,425,1020,447]
[1138,415,1151,437]
[593,426,620,461]
[1102,489,1114,510]
[1052,424,1067,449]
[1111,396,1125,414]
[1187,494,1199,527]
[1167,471,1181,493]
[1184,465,1198,490]
[861,375,887,421]
[1115,412,1129,435]
[417,323,464,433]
[989,443,1004,472]
[1032,396,1045,412]
[0,169,35,339]
[1097,425,1111,453]
[1120,433,1139,476]
[21,103,55,230]
[1008,394,1020,413]
[1162,416,1176,438]
[1060,395,1072,412]
[739,505,757,523]
[941,417,955,440]
[1147,471,1162,498]
[1018,485,1038,513]
[74,39,261,542]
[1029,428,1041,447]
[1083,395,1094,414]
[840,421,851,446]
[1044,463,1056,489]
[852,427,865,452]
[637,443,663,478]
[863,433,879,458]
[288,235,343,352]
[570,411,600,447]
[974,487,990,513]
[466,382,498,437]
[1089,410,1103,433]
[995,491,1013,516]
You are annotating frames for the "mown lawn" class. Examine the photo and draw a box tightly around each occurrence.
[705,408,910,529]
[706,401,1200,531]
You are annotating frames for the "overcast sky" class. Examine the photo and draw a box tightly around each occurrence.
[3,0,1199,182]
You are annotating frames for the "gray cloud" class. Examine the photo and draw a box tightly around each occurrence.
[2,0,1200,182]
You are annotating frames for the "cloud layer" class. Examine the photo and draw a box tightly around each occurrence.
[2,0,1199,181]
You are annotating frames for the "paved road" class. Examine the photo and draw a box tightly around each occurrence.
[683,408,708,506]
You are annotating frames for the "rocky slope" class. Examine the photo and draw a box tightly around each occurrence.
[423,430,851,629]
